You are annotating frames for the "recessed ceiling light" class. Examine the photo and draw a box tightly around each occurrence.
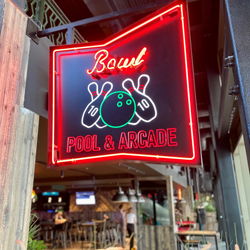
[86,168,89,170]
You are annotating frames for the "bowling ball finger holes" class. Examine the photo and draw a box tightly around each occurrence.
[100,91,136,128]
[118,94,123,99]
[126,99,132,105]
[117,101,123,107]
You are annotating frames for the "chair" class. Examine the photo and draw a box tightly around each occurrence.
[77,221,87,242]
[105,219,111,245]
[97,221,111,249]
[70,221,78,243]
[184,240,199,250]
[111,221,121,246]
[177,239,199,250]
[40,224,54,247]
[55,222,68,249]
[66,221,73,248]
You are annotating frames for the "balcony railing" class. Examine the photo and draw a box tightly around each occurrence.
[25,0,85,45]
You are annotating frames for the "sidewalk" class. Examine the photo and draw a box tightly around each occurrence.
[193,232,227,250]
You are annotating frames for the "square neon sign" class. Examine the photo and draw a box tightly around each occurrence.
[48,1,201,167]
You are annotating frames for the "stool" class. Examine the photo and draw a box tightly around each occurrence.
[183,240,199,250]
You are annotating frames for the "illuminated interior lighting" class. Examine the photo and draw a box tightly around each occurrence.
[178,188,182,200]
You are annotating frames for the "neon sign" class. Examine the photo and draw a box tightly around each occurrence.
[87,47,147,75]
[48,1,201,167]
[66,128,177,153]
[81,74,157,129]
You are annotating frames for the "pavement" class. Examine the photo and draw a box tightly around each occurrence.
[190,232,227,250]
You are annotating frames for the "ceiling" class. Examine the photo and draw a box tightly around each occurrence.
[33,0,220,191]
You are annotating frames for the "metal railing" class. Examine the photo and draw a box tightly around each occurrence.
[25,0,85,45]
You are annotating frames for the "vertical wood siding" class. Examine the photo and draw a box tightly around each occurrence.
[0,1,39,249]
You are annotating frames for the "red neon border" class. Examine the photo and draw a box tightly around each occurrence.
[49,3,200,166]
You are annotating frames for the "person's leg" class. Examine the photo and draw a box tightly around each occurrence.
[119,224,124,247]
[130,224,134,250]
[119,224,125,248]
[127,224,132,249]
[201,224,207,243]
[122,226,126,248]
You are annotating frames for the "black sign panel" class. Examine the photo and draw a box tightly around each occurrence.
[48,2,201,167]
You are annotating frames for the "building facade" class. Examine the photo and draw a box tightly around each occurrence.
[0,0,250,249]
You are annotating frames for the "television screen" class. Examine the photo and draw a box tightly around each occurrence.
[76,191,96,205]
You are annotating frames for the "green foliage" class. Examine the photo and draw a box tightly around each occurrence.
[27,214,47,250]
[27,240,47,250]
[194,199,216,212]
[205,203,216,212]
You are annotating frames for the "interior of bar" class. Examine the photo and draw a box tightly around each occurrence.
[32,114,218,249]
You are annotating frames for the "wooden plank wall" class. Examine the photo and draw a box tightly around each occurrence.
[182,185,195,221]
[136,177,177,250]
[0,1,39,249]
[166,176,177,249]
[137,225,171,250]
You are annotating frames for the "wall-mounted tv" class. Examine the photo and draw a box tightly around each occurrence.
[76,191,96,205]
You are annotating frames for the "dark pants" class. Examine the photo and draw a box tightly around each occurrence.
[127,223,134,250]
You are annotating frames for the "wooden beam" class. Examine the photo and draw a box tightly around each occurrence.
[0,1,39,249]
[166,176,177,249]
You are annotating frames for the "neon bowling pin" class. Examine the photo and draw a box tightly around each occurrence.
[137,74,150,94]
[128,75,151,125]
[88,82,99,101]
[122,77,157,122]
[128,114,141,126]
[96,118,107,129]
[81,82,113,128]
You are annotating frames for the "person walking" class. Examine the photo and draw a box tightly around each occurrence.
[196,202,207,243]
[112,204,126,248]
[197,202,206,230]
[126,207,136,250]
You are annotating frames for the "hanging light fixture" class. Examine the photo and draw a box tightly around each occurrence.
[136,189,145,203]
[135,181,145,203]
[112,186,129,203]
[136,182,145,203]
[127,188,138,202]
